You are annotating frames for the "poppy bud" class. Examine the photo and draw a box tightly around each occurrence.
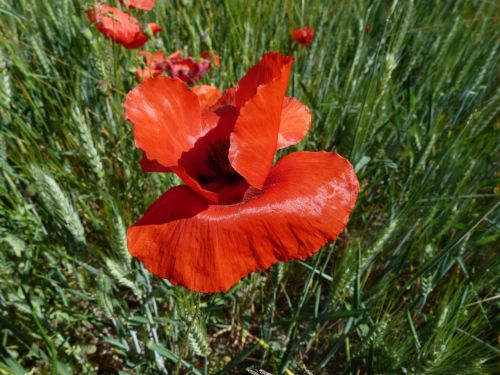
[142,24,155,39]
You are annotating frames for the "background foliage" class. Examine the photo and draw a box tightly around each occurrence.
[0,0,499,373]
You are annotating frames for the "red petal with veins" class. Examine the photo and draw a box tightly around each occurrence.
[125,76,218,200]
[277,97,312,149]
[128,151,359,293]
[229,52,293,188]
[125,76,202,166]
[234,52,293,108]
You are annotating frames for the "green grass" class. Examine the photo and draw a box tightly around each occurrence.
[0,0,499,373]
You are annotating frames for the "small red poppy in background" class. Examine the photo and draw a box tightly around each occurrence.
[135,51,213,83]
[125,52,359,293]
[291,27,315,48]
[136,50,180,79]
[120,0,156,11]
[86,5,161,49]
[167,53,211,84]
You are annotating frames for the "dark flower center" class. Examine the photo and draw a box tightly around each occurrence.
[206,138,237,178]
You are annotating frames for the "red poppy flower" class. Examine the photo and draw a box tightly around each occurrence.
[86,5,161,49]
[135,50,181,80]
[125,52,359,293]
[119,0,156,11]
[201,51,221,67]
[167,54,211,84]
[291,27,315,48]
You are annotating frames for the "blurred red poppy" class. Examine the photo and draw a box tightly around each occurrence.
[167,54,211,84]
[125,52,359,292]
[86,5,161,49]
[135,50,180,79]
[291,27,315,48]
[120,0,156,11]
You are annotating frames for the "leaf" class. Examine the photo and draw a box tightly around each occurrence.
[147,342,203,375]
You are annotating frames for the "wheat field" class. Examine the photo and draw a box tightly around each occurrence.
[0,0,499,373]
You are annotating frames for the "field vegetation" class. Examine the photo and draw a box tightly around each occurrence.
[0,0,499,373]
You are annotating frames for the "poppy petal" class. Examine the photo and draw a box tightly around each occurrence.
[193,85,222,110]
[128,151,359,293]
[169,165,219,202]
[212,88,236,109]
[168,56,210,84]
[229,53,293,188]
[277,97,312,149]
[147,23,162,34]
[120,0,156,11]
[234,52,293,108]
[125,76,203,168]
[126,76,219,200]
[138,50,153,65]
[167,50,182,60]
[126,23,161,49]
[141,152,170,173]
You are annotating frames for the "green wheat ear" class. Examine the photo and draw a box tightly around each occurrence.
[104,257,141,297]
[0,50,12,124]
[188,317,210,357]
[1,234,26,258]
[71,105,105,184]
[0,134,6,167]
[29,165,86,247]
